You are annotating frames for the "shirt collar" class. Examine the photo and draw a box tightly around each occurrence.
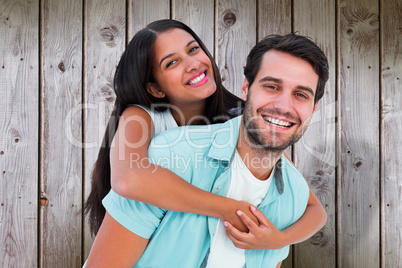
[206,115,285,198]
[206,116,242,162]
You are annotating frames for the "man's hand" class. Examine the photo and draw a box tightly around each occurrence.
[223,206,288,250]
[223,200,259,232]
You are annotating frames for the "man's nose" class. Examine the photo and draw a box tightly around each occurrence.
[273,92,293,111]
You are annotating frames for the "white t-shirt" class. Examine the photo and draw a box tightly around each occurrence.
[131,104,178,135]
[206,150,274,268]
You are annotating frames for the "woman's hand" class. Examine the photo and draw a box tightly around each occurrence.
[222,200,259,233]
[223,205,288,250]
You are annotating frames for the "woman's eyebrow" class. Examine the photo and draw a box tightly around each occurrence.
[159,40,198,67]
[159,53,175,67]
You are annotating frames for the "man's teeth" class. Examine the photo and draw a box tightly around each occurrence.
[189,72,205,85]
[263,116,291,127]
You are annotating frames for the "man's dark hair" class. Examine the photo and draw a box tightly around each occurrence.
[244,33,329,104]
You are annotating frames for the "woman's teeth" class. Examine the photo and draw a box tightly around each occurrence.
[189,72,205,85]
[263,116,292,128]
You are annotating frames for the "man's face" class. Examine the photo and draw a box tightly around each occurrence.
[242,49,319,151]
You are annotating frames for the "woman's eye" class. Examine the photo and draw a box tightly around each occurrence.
[189,46,200,53]
[166,60,177,68]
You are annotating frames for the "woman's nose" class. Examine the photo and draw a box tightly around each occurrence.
[185,56,200,72]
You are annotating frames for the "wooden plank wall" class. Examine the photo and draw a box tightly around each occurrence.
[1,0,39,267]
[0,0,401,267]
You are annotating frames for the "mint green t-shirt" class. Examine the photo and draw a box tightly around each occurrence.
[103,116,309,268]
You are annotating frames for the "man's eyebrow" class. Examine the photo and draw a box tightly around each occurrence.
[159,40,198,67]
[259,76,282,83]
[297,86,315,97]
[259,76,315,96]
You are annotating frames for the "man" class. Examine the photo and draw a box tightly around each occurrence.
[85,33,329,267]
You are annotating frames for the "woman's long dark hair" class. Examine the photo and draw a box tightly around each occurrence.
[85,19,244,235]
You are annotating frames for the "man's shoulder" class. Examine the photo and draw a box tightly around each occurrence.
[149,119,234,151]
[280,156,309,190]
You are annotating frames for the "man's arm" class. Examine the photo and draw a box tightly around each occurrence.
[85,212,148,267]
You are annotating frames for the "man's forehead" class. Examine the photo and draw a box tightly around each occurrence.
[256,50,318,93]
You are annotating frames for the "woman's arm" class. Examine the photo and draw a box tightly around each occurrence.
[223,187,327,249]
[110,106,257,232]
[85,213,148,267]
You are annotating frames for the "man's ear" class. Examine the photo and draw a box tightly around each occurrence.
[146,82,165,98]
[313,101,319,112]
[241,78,249,101]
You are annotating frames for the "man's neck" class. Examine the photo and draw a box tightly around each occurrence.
[236,121,283,181]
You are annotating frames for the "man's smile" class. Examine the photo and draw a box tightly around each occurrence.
[262,115,294,128]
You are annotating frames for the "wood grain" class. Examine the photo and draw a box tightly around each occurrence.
[172,0,215,54]
[380,0,402,267]
[292,0,337,267]
[257,1,293,266]
[1,0,402,266]
[40,0,83,267]
[258,0,291,38]
[0,0,39,267]
[338,0,380,267]
[216,0,256,97]
[83,0,126,260]
[127,0,170,41]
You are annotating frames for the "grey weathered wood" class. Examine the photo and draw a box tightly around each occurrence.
[257,1,293,266]
[338,0,380,267]
[127,0,170,41]
[258,0,292,38]
[258,2,293,266]
[83,0,126,260]
[40,0,83,267]
[292,0,337,267]
[172,0,215,54]
[0,0,39,267]
[380,0,402,267]
[2,0,402,266]
[216,0,256,97]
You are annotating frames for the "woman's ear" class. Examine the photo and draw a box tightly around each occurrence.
[146,83,165,98]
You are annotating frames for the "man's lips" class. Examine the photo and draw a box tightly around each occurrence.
[262,115,295,128]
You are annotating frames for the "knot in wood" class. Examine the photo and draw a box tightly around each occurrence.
[58,62,65,72]
[40,197,49,207]
[99,26,119,47]
[353,157,363,170]
[223,11,236,28]
[310,231,328,247]
[99,84,115,102]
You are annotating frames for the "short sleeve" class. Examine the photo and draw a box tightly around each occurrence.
[102,190,166,239]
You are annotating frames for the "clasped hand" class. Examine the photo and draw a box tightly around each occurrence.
[224,205,286,250]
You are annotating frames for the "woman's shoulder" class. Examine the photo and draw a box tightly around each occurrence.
[125,104,177,135]
[121,105,153,121]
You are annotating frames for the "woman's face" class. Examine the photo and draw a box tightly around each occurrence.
[149,28,216,109]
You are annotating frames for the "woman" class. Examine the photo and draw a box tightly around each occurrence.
[85,19,326,263]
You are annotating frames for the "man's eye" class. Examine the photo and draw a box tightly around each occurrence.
[166,60,177,68]
[265,85,277,90]
[296,92,308,99]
